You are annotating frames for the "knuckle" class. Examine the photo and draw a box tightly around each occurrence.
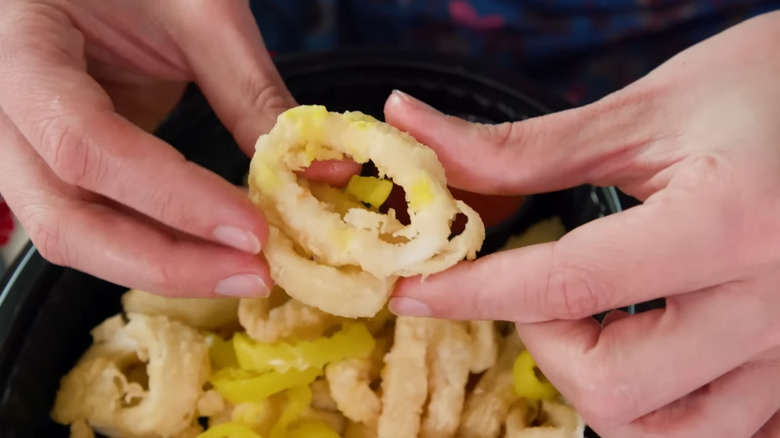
[570,367,637,429]
[243,77,290,115]
[481,121,518,149]
[38,115,105,188]
[24,211,70,267]
[1,3,84,60]
[231,76,293,143]
[150,188,180,227]
[149,250,183,294]
[545,251,612,320]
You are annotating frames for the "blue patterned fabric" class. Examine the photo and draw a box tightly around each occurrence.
[249,0,779,104]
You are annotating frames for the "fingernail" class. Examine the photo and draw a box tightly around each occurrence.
[214,226,261,254]
[215,274,269,297]
[391,90,442,115]
[388,297,433,317]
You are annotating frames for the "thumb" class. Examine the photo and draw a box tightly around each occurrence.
[167,1,296,154]
[383,88,669,196]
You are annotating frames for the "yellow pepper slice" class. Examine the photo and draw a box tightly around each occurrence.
[269,385,312,438]
[287,421,341,438]
[345,175,393,208]
[512,350,559,400]
[205,332,238,370]
[197,422,263,438]
[408,177,434,210]
[233,322,375,373]
[210,367,321,404]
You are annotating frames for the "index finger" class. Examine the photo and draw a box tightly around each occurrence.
[165,0,296,154]
[0,11,268,254]
[392,184,741,322]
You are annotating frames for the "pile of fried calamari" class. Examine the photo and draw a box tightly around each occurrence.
[51,218,584,438]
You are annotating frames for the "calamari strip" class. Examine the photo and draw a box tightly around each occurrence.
[421,320,472,438]
[458,333,525,438]
[325,358,382,425]
[310,378,339,412]
[197,390,226,417]
[468,320,500,374]
[377,317,431,438]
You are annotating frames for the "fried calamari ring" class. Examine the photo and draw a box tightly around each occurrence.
[51,314,210,438]
[262,227,398,318]
[249,105,485,317]
[238,287,342,343]
[505,399,585,438]
[121,288,239,331]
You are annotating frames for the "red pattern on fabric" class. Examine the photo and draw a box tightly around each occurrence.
[448,0,505,31]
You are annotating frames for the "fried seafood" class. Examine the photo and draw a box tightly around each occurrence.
[500,217,567,251]
[69,420,95,438]
[238,287,341,343]
[197,390,226,417]
[468,320,500,373]
[504,399,586,438]
[458,334,526,438]
[51,314,210,438]
[326,358,382,426]
[248,105,485,317]
[121,289,239,331]
[377,317,431,438]
[53,177,584,437]
[421,320,472,438]
[53,295,584,438]
[310,378,340,412]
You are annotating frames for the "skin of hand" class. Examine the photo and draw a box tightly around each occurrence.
[0,0,359,299]
[387,11,780,438]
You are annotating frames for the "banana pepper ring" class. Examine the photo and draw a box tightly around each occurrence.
[233,322,375,373]
[248,105,485,317]
[209,367,321,405]
[512,350,560,401]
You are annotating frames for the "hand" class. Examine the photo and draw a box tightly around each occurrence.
[0,0,359,298]
[387,11,780,438]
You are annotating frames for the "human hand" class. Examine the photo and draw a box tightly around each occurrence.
[388,11,780,438]
[0,0,358,298]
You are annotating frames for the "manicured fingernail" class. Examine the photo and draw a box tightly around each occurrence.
[215,274,269,297]
[214,226,261,254]
[388,297,433,317]
[391,90,442,115]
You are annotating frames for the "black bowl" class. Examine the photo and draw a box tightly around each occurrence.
[0,49,623,438]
